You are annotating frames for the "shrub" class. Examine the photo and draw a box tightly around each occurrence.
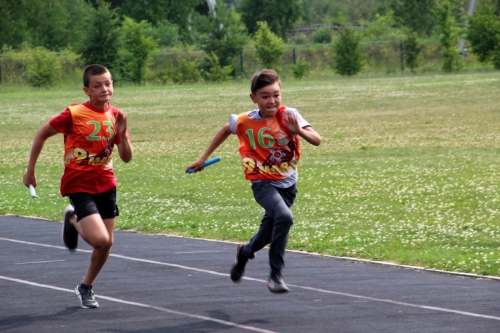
[0,46,30,84]
[58,49,83,84]
[311,26,333,44]
[147,61,173,85]
[333,28,364,76]
[292,57,310,79]
[24,47,62,87]
[203,52,233,82]
[290,33,308,45]
[170,55,202,84]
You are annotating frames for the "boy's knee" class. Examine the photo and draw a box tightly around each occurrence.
[92,235,112,249]
[277,210,293,226]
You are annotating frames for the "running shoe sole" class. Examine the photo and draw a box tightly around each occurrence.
[62,205,78,251]
[230,244,246,282]
[267,277,290,293]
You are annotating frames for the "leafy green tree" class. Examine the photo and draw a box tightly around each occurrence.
[333,28,363,76]
[239,0,302,38]
[300,0,391,25]
[151,20,180,48]
[121,17,157,84]
[195,0,247,67]
[0,0,92,50]
[449,0,466,23]
[466,0,500,69]
[435,0,463,72]
[0,0,31,49]
[361,11,403,42]
[252,21,286,71]
[119,0,204,42]
[78,0,123,79]
[494,0,500,14]
[390,0,437,37]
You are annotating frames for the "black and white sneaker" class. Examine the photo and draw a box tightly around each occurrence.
[75,284,99,309]
[267,275,290,293]
[62,205,78,251]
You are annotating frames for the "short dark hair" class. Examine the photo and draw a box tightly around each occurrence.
[250,69,281,94]
[83,64,111,87]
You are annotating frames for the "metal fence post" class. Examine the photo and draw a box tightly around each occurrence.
[400,40,404,72]
[240,50,244,77]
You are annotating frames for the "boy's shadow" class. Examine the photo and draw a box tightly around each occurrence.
[106,309,270,333]
[0,307,79,331]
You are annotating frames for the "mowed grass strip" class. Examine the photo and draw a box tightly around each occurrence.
[1,73,500,276]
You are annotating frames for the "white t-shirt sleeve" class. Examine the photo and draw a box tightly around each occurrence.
[285,107,310,128]
[229,114,238,134]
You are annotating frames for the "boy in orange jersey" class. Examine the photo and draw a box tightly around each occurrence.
[186,69,321,293]
[23,64,133,308]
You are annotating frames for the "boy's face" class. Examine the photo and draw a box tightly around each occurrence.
[83,72,114,109]
[250,82,281,118]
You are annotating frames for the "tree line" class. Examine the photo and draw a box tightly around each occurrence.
[1,0,500,86]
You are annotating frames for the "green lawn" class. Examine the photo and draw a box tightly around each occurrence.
[2,72,500,276]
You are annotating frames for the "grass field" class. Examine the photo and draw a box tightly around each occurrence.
[1,72,500,276]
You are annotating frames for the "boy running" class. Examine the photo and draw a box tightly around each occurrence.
[23,64,133,308]
[186,69,321,293]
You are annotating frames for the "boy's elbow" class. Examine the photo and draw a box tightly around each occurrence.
[311,135,322,146]
[120,151,133,163]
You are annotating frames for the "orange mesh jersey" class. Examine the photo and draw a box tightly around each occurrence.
[64,104,118,171]
[235,106,301,180]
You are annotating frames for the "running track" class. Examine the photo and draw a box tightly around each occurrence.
[1,215,499,333]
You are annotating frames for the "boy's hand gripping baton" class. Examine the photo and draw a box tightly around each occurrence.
[187,157,221,173]
[25,168,37,197]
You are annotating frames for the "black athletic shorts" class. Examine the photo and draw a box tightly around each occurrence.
[68,188,119,222]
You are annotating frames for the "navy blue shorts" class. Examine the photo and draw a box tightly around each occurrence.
[68,188,119,222]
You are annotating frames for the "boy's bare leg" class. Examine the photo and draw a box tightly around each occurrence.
[71,214,115,285]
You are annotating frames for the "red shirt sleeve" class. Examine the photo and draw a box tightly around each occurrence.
[49,108,73,134]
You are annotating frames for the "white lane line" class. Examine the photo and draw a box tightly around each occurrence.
[15,260,65,265]
[288,284,500,321]
[2,237,500,322]
[0,237,228,277]
[175,250,224,254]
[0,275,278,333]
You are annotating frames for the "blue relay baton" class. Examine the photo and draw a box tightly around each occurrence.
[187,157,221,173]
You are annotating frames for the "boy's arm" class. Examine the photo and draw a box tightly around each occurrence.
[297,126,322,146]
[23,124,59,188]
[115,112,133,163]
[186,124,232,173]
